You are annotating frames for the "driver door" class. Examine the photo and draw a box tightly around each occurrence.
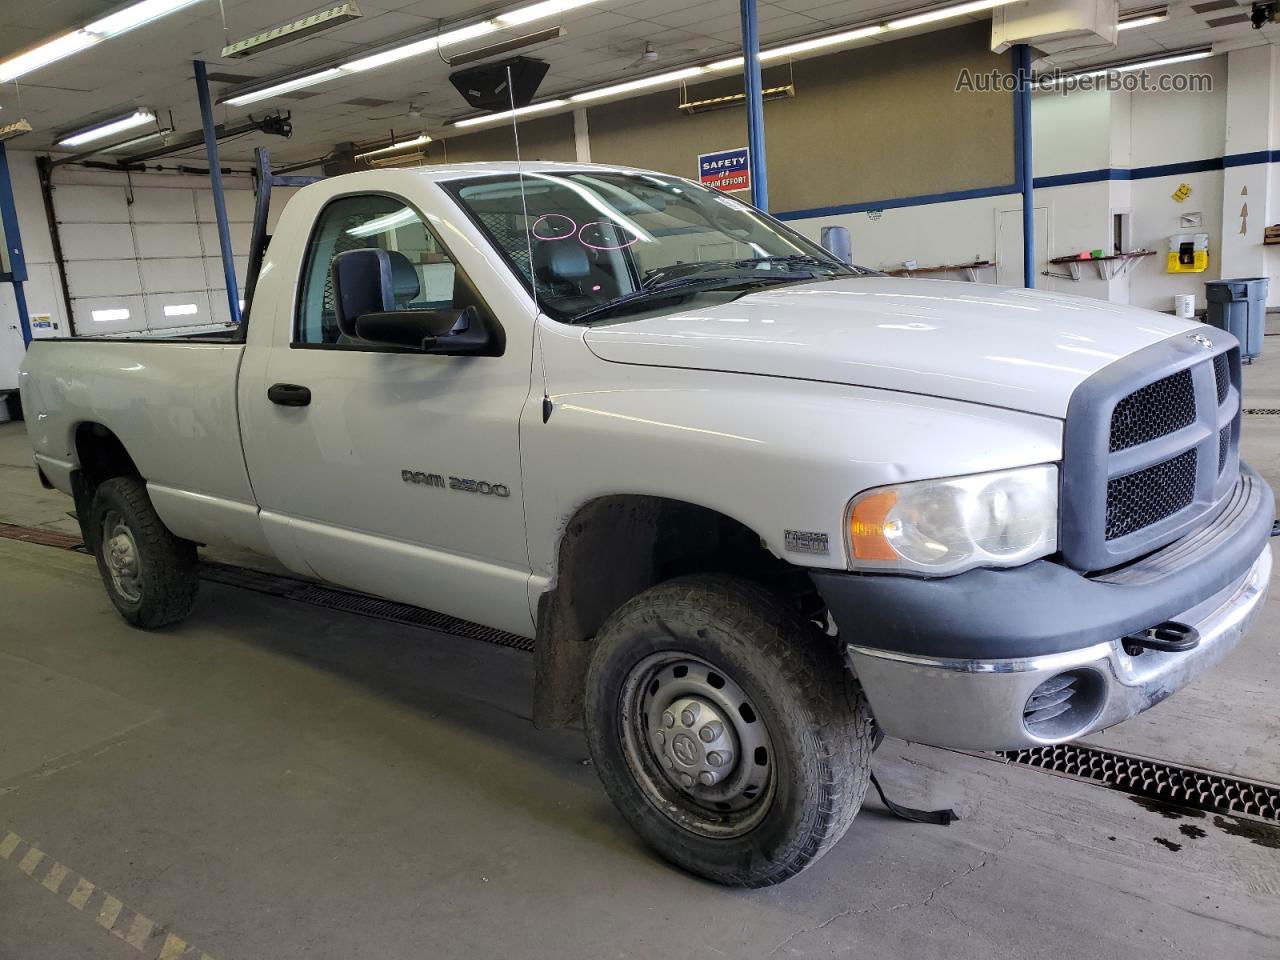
[238,191,536,636]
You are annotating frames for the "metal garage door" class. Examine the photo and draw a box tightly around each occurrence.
[51,174,252,337]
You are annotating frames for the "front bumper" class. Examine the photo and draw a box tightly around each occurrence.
[813,466,1274,751]
[844,545,1269,750]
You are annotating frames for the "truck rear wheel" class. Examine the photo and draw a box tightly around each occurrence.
[89,476,198,628]
[584,574,873,886]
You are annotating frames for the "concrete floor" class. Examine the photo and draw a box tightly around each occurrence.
[2,359,1280,959]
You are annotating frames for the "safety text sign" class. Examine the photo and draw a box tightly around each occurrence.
[698,147,751,193]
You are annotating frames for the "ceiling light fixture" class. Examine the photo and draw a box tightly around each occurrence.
[1117,4,1169,29]
[355,133,432,160]
[450,0,1019,129]
[220,0,604,106]
[1051,46,1212,81]
[0,118,33,142]
[57,110,156,147]
[452,99,570,127]
[101,127,174,152]
[0,0,203,82]
[223,2,363,58]
[224,68,344,106]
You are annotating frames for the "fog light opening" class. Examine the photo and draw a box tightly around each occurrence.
[1022,669,1105,741]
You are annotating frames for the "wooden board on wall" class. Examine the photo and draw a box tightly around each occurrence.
[586,21,1014,214]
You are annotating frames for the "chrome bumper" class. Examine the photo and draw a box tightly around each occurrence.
[847,544,1271,751]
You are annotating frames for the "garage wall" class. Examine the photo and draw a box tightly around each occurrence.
[587,21,1013,213]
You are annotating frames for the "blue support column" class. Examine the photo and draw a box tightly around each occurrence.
[0,142,32,346]
[194,59,242,325]
[739,0,768,211]
[1014,43,1035,288]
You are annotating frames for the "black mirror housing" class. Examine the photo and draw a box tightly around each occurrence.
[355,306,493,355]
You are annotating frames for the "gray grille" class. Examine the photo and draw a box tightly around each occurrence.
[1219,427,1231,474]
[998,743,1280,822]
[1109,369,1196,452]
[1214,353,1230,404]
[1023,674,1078,731]
[1105,448,1198,540]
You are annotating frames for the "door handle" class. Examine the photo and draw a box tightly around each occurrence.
[267,382,311,407]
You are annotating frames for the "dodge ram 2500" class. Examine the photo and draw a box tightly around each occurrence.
[20,163,1273,886]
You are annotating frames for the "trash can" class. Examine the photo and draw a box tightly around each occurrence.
[1205,277,1270,360]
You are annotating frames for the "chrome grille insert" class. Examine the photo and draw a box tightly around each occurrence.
[1109,369,1196,453]
[1105,449,1198,541]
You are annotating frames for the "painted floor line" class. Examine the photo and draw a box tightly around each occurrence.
[0,827,218,960]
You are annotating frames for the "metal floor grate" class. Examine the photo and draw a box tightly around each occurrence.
[199,561,534,651]
[998,743,1280,822]
[0,522,84,549]
[1244,409,1280,415]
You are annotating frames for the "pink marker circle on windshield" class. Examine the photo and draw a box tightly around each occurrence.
[579,221,638,251]
[531,213,577,240]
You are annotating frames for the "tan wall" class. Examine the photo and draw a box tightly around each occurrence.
[430,112,577,164]
[430,21,1013,213]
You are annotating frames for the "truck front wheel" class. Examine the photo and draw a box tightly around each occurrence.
[89,476,198,628]
[584,574,873,886]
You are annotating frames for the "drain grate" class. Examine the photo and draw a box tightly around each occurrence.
[199,560,534,651]
[0,522,83,549]
[1244,408,1280,415]
[998,743,1280,822]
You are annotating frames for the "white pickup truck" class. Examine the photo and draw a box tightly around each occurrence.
[19,163,1273,886]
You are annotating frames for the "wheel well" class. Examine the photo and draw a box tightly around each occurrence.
[532,495,820,727]
[70,423,141,545]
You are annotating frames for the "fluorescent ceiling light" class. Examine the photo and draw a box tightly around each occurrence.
[1116,13,1166,28]
[453,99,570,127]
[57,110,155,147]
[1063,48,1211,80]
[1117,5,1169,29]
[86,0,204,38]
[761,24,885,60]
[355,133,432,160]
[225,68,343,106]
[222,0,601,103]
[348,207,418,237]
[0,119,33,142]
[495,0,597,26]
[569,66,707,103]
[0,31,97,83]
[0,0,204,82]
[887,0,1013,30]
[222,2,363,58]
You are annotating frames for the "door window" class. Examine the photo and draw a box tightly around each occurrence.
[296,194,470,345]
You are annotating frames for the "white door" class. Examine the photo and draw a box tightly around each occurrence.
[996,206,1048,287]
[237,192,535,636]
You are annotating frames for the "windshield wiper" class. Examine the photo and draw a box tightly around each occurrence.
[641,254,853,290]
[567,273,808,325]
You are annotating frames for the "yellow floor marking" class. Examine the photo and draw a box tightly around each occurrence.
[158,933,189,960]
[96,893,124,930]
[122,913,155,951]
[67,876,95,910]
[2,827,217,958]
[41,861,70,893]
[17,846,45,875]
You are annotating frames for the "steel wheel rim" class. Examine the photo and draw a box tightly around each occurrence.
[102,511,142,603]
[619,652,776,839]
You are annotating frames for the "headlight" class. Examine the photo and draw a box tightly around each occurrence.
[845,464,1058,575]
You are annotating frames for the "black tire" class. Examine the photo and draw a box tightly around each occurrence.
[584,574,873,887]
[88,476,198,628]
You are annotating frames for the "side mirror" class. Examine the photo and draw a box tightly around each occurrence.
[820,225,852,265]
[330,247,496,355]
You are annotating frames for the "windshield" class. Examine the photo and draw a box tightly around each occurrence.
[448,171,871,324]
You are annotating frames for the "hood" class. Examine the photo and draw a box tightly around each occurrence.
[582,277,1194,418]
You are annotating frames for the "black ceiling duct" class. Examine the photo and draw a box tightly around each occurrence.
[449,56,549,111]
